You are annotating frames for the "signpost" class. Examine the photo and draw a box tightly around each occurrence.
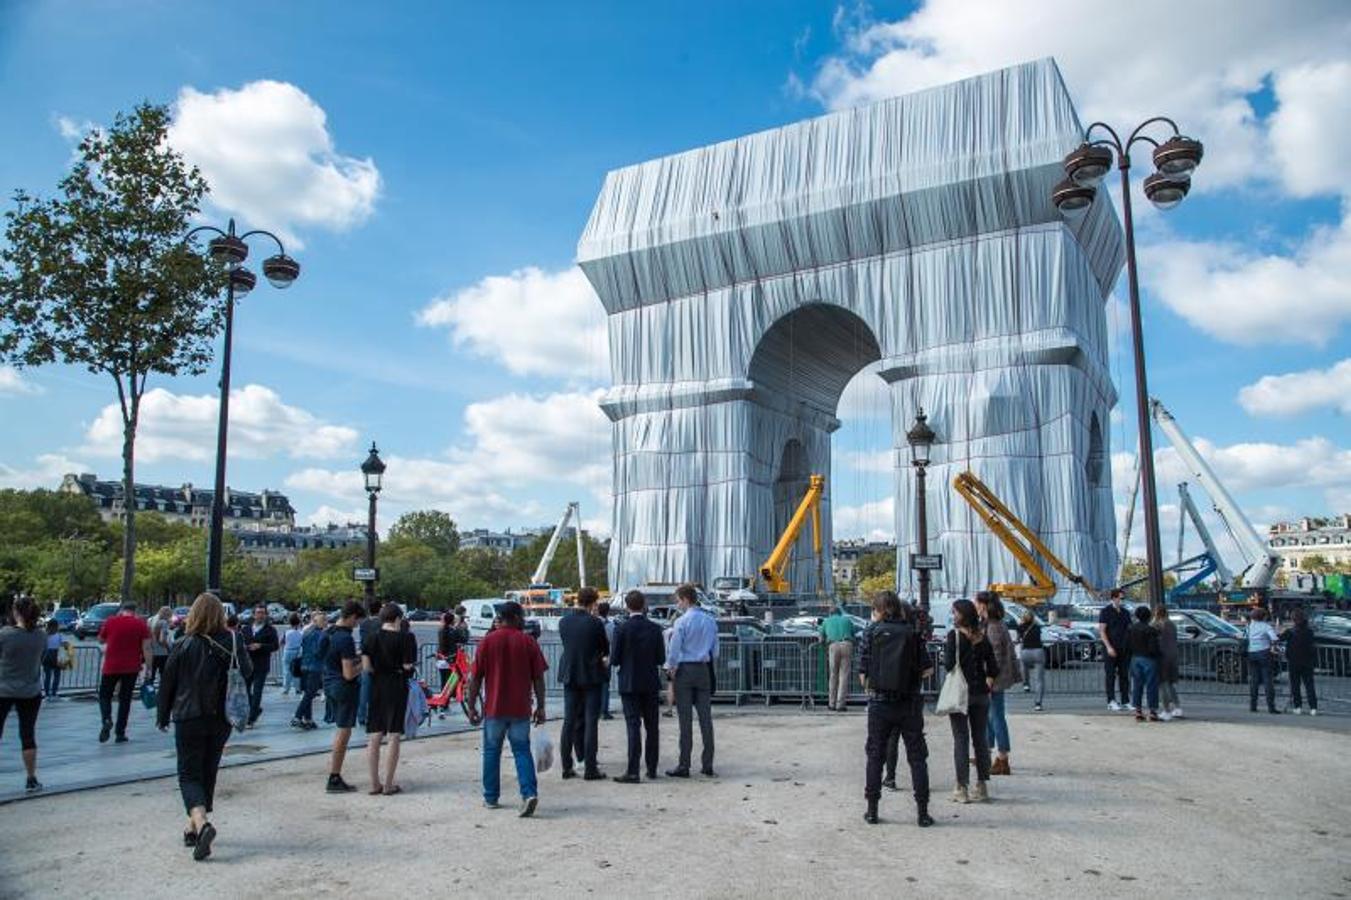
[909,554,943,572]
[352,567,379,583]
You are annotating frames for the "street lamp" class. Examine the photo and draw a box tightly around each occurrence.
[188,218,300,593]
[906,408,936,615]
[1052,120,1203,609]
[360,442,386,605]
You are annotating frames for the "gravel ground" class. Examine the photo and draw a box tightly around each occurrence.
[1,709,1347,899]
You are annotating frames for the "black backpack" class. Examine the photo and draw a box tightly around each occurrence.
[869,621,920,693]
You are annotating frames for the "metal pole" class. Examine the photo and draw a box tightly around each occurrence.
[1118,157,1167,608]
[365,490,377,604]
[205,277,235,594]
[916,462,930,614]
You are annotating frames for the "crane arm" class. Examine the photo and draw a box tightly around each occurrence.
[575,502,586,590]
[953,471,1096,605]
[759,474,825,594]
[1151,399,1278,589]
[531,502,578,586]
[1178,482,1234,586]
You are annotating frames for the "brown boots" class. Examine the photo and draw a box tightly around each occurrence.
[990,756,1011,776]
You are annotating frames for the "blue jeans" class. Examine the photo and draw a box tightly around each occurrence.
[294,670,321,722]
[1249,653,1276,711]
[281,649,300,692]
[482,717,537,804]
[1130,656,1159,712]
[985,690,1010,754]
[357,670,372,726]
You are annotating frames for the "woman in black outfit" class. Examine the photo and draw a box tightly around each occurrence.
[944,598,999,803]
[436,611,469,689]
[157,592,252,862]
[364,603,418,795]
[1280,608,1318,715]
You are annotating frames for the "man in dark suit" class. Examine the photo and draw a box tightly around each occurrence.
[557,586,609,780]
[241,604,279,728]
[610,590,666,783]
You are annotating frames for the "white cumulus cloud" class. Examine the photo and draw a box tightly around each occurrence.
[83,384,358,463]
[168,80,380,247]
[0,454,90,490]
[1238,358,1351,417]
[833,496,895,543]
[0,366,41,396]
[417,266,608,381]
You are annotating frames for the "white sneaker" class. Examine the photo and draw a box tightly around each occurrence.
[1292,707,1303,715]
[1171,708,1184,719]
[1158,711,1172,721]
[1310,709,1319,717]
[1108,701,1122,712]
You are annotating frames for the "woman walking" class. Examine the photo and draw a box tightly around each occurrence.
[41,619,64,700]
[280,613,303,696]
[149,605,174,687]
[1281,608,1317,715]
[945,598,999,803]
[363,603,418,795]
[157,592,252,861]
[1015,609,1046,712]
[977,592,1020,775]
[1127,606,1161,721]
[1152,606,1182,720]
[292,610,326,730]
[0,598,47,792]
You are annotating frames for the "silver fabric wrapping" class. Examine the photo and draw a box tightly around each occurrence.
[578,58,1124,614]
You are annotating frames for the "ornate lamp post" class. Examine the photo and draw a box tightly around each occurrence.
[1052,121,1203,608]
[187,219,300,593]
[906,409,936,615]
[360,442,386,605]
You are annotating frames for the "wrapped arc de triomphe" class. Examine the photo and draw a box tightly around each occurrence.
[577,58,1125,616]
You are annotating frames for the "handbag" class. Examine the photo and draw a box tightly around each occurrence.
[290,653,304,679]
[223,635,250,731]
[139,681,158,710]
[934,631,970,716]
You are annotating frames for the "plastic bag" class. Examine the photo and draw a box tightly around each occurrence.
[404,677,429,738]
[531,728,555,774]
[139,681,158,710]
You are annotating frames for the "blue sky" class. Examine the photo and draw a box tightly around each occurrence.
[1,2,1348,569]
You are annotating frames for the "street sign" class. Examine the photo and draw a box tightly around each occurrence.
[352,567,379,582]
[909,554,943,571]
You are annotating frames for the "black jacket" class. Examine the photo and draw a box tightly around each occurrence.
[611,613,665,694]
[157,631,252,727]
[1281,623,1315,669]
[558,608,609,687]
[242,621,279,667]
[944,630,998,697]
[1126,621,1161,658]
[437,623,469,658]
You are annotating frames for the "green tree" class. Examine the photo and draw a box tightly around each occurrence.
[1301,554,1332,574]
[388,510,460,556]
[507,531,609,591]
[0,104,225,604]
[456,547,510,592]
[857,571,896,596]
[855,550,895,582]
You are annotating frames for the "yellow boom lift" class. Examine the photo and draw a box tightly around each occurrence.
[952,471,1096,605]
[759,474,826,595]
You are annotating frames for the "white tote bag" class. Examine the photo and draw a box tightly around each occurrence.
[934,632,969,716]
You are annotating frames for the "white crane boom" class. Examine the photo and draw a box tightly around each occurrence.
[531,502,579,586]
[575,505,587,589]
[1118,451,1141,584]
[1150,400,1277,589]
[1178,481,1235,587]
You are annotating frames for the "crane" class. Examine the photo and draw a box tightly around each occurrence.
[952,470,1096,605]
[530,501,585,589]
[1150,399,1279,590]
[759,474,825,595]
[1177,481,1235,588]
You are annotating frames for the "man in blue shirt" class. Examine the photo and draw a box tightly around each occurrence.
[322,600,365,794]
[664,584,718,778]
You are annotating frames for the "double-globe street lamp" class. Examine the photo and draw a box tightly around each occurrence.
[360,443,386,605]
[906,409,936,617]
[187,219,301,593]
[1052,121,1204,608]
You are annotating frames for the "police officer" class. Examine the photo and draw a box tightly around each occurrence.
[857,591,934,827]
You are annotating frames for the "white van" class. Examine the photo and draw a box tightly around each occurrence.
[461,598,504,636]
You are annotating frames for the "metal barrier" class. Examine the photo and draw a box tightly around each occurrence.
[55,645,105,695]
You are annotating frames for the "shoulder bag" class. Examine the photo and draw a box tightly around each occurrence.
[934,632,969,716]
[223,634,251,731]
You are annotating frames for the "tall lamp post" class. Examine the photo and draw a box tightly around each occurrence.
[1051,121,1203,609]
[906,409,936,616]
[360,442,386,605]
[187,219,301,593]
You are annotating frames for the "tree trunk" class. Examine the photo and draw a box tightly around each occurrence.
[119,396,139,607]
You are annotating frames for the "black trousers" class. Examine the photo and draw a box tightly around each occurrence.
[148,655,168,686]
[1289,664,1317,710]
[560,683,604,774]
[174,716,232,814]
[247,661,269,723]
[98,672,137,736]
[864,695,928,805]
[949,692,992,787]
[0,695,42,750]
[620,690,660,776]
[1104,652,1130,703]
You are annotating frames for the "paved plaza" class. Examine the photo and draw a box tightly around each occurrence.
[1,703,1348,898]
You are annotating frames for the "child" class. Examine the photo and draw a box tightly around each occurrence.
[41,619,63,699]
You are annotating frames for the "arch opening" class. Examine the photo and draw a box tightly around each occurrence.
[747,303,882,418]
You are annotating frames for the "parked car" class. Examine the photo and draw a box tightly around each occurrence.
[406,608,431,622]
[1307,612,1351,676]
[267,602,290,624]
[1001,601,1085,669]
[171,606,192,630]
[48,608,80,633]
[1169,608,1275,684]
[75,602,121,640]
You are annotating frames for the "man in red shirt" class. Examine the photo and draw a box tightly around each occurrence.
[466,601,547,817]
[97,601,152,743]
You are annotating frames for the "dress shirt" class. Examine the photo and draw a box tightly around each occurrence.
[666,606,719,668]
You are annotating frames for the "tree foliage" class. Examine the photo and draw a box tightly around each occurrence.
[855,550,895,581]
[388,510,460,556]
[0,104,226,603]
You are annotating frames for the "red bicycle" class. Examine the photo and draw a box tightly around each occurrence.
[427,648,471,718]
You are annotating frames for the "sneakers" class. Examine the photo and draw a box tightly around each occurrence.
[99,721,112,743]
[1171,707,1184,719]
[1134,710,1145,722]
[290,718,305,729]
[1034,703,1043,711]
[1310,709,1319,717]
[483,799,501,809]
[519,796,538,818]
[25,776,42,793]
[326,773,356,793]
[863,799,879,825]
[1158,710,1173,721]
[881,777,897,791]
[1108,701,1122,712]
[950,785,969,804]
[1292,706,1303,715]
[916,806,934,827]
[971,781,989,803]
[1147,712,1161,722]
